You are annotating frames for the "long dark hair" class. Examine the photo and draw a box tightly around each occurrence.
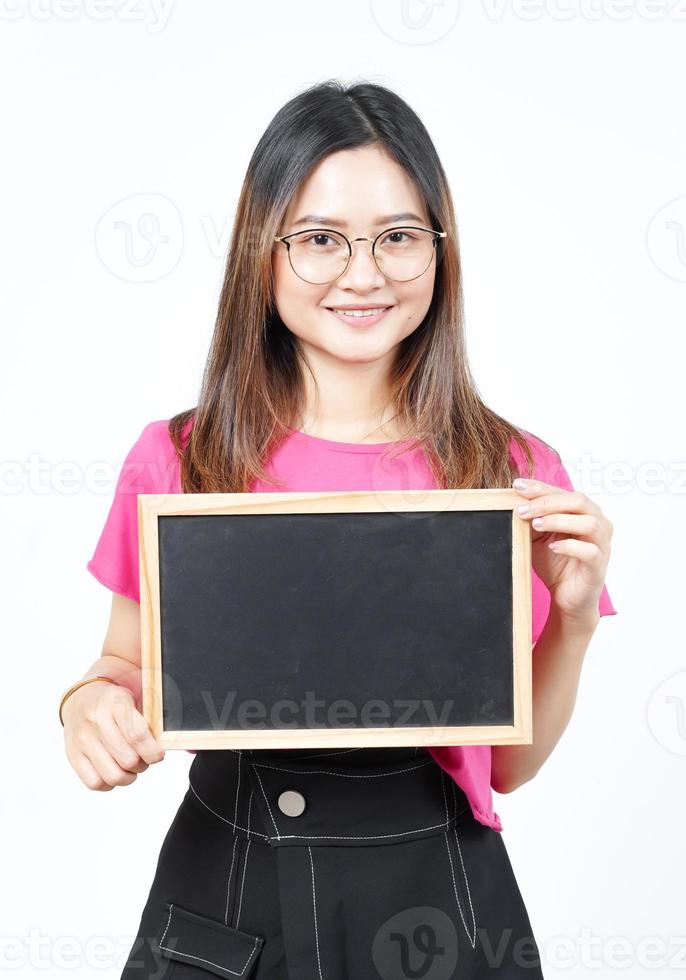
[169,78,542,491]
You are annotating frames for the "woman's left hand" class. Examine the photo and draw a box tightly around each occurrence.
[512,478,613,622]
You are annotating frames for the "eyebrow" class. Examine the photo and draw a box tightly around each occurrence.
[291,212,427,228]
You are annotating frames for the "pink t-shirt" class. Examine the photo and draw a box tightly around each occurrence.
[87,418,617,833]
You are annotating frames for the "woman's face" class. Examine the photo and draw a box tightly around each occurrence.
[272,145,436,366]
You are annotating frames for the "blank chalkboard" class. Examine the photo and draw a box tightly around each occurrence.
[138,490,532,750]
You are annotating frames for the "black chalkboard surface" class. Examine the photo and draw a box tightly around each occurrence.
[138,490,532,750]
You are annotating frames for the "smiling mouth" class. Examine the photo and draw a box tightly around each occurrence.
[325,306,393,320]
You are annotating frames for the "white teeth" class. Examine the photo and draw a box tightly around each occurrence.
[332,307,387,318]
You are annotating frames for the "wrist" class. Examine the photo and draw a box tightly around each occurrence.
[547,602,600,636]
[59,675,118,727]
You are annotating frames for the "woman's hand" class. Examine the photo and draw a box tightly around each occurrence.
[512,477,613,623]
[62,680,165,791]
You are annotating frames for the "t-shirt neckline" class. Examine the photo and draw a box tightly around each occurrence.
[285,426,416,454]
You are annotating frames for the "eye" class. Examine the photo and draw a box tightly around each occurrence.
[379,229,416,246]
[302,233,339,248]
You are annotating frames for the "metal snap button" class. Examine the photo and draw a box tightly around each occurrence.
[277,789,306,817]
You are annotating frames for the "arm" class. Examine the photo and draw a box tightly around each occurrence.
[67,592,144,708]
[490,474,614,794]
[490,607,599,793]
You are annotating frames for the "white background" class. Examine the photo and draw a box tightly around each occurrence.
[1,1,683,977]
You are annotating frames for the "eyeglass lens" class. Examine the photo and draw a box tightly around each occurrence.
[286,228,437,284]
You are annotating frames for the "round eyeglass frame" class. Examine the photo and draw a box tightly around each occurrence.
[273,225,448,285]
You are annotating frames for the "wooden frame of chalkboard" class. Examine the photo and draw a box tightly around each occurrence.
[138,490,532,750]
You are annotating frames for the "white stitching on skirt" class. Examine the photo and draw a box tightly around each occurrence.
[159,903,259,976]
[235,840,251,929]
[264,821,454,842]
[234,750,242,828]
[224,835,239,925]
[440,769,450,824]
[188,778,269,839]
[251,765,281,839]
[453,824,476,946]
[251,760,435,778]
[451,780,471,824]
[233,749,243,823]
[449,778,476,943]
[307,846,324,980]
[444,832,476,949]
[246,789,253,841]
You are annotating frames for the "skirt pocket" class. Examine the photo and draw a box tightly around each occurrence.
[155,901,264,978]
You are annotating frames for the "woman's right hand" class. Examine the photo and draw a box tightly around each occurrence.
[62,680,165,791]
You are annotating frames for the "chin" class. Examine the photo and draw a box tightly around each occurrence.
[324,338,396,364]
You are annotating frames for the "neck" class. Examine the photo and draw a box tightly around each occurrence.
[297,344,401,442]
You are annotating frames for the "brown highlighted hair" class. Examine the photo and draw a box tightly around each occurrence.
[169,78,544,492]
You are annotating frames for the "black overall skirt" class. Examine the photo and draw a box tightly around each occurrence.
[120,746,544,979]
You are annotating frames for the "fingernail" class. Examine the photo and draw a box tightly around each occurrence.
[513,479,528,489]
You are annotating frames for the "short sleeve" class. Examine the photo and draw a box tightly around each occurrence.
[86,420,180,604]
[511,431,617,644]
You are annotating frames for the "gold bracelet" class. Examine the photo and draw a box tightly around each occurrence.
[59,675,118,727]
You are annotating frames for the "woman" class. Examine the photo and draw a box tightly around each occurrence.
[61,78,616,978]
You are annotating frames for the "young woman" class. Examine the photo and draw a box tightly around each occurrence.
[61,79,616,979]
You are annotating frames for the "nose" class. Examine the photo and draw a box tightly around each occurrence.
[335,237,386,290]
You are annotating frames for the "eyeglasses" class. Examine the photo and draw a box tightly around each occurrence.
[273,225,447,285]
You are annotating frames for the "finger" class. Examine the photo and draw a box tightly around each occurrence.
[88,687,154,771]
[79,730,139,788]
[112,698,165,766]
[529,512,609,544]
[97,712,150,774]
[68,748,114,792]
[516,488,601,518]
[512,479,562,497]
[547,538,606,569]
